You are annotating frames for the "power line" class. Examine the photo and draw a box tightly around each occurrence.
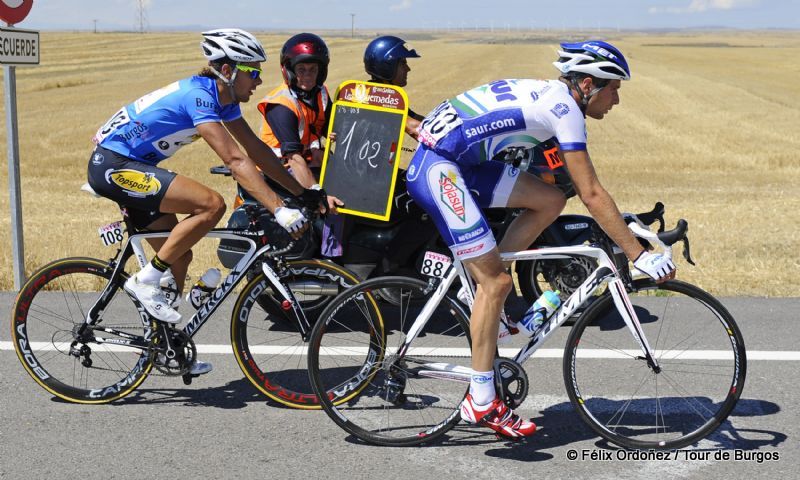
[136,0,148,33]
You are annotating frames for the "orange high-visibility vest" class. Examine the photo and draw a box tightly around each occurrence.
[257,83,329,156]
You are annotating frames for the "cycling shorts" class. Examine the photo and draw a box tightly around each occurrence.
[406,145,519,260]
[87,145,177,229]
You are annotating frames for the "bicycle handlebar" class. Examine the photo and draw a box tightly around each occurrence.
[209,165,232,176]
[627,209,695,266]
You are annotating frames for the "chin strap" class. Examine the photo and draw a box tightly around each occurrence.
[208,64,240,103]
[566,76,606,116]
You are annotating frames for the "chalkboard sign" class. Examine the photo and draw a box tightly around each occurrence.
[319,81,409,221]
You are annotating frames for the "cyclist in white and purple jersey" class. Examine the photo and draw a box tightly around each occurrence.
[87,29,325,376]
[407,40,676,440]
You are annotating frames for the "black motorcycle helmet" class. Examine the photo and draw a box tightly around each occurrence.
[364,35,419,82]
[280,33,330,88]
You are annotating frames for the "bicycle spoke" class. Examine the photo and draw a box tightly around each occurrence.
[12,259,150,403]
[566,280,745,449]
[309,277,470,446]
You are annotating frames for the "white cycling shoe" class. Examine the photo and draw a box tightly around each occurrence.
[124,275,182,324]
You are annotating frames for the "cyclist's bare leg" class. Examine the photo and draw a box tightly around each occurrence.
[154,175,226,267]
[463,249,513,372]
[143,214,192,292]
[498,172,566,261]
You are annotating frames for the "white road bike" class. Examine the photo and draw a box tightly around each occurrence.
[307,205,746,449]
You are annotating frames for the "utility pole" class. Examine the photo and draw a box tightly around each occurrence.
[93,19,98,33]
[136,0,148,33]
[350,13,355,38]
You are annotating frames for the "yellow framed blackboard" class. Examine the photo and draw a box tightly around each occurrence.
[319,80,409,221]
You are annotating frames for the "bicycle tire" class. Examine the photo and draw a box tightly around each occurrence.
[308,276,472,446]
[11,257,153,404]
[230,259,361,409]
[563,279,746,449]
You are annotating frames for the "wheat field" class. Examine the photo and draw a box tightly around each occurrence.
[0,30,798,296]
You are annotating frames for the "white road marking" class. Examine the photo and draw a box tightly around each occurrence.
[1,341,798,360]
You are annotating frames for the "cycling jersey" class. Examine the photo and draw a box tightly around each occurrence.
[417,79,586,165]
[409,78,585,259]
[94,76,242,165]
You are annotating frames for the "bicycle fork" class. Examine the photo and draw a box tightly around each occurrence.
[607,278,661,372]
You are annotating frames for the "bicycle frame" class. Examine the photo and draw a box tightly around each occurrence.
[395,242,663,383]
[79,227,311,351]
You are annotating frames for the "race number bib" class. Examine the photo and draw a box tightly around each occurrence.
[418,101,462,149]
[98,221,124,246]
[93,107,130,144]
[420,251,452,278]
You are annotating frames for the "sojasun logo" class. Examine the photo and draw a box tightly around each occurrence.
[105,169,161,196]
[439,171,466,222]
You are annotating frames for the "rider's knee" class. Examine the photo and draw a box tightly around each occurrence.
[541,188,566,219]
[205,192,226,221]
[482,270,513,298]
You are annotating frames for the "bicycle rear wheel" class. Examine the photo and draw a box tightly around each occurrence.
[308,276,472,446]
[11,257,152,403]
[563,279,746,449]
[230,259,360,409]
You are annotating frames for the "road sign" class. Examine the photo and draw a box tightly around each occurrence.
[1,0,37,289]
[0,26,38,65]
[0,0,34,25]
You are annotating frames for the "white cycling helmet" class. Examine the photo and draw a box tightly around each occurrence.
[553,41,630,81]
[201,28,266,63]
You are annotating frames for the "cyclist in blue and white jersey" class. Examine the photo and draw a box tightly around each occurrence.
[406,41,676,440]
[87,29,324,375]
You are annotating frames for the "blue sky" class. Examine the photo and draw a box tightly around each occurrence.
[16,0,800,31]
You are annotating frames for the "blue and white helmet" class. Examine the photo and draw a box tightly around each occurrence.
[201,28,266,63]
[553,41,630,81]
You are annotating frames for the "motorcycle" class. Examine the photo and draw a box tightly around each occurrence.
[211,138,606,308]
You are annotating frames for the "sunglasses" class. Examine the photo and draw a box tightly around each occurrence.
[236,64,262,80]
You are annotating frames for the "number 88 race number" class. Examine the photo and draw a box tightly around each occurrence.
[420,251,452,278]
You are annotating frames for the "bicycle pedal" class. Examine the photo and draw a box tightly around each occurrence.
[182,373,196,385]
[494,432,525,442]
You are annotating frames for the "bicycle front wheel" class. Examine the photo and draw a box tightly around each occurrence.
[231,259,360,409]
[308,276,472,446]
[11,257,152,403]
[563,279,746,449]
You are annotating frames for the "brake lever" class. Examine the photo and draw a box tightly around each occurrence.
[682,236,696,266]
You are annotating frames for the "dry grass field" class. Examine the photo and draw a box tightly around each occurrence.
[1,30,798,296]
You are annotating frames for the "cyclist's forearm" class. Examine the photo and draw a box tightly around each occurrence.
[227,157,284,213]
[245,146,305,196]
[580,188,643,261]
[285,153,317,188]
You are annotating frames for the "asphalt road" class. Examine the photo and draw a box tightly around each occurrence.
[1,292,796,480]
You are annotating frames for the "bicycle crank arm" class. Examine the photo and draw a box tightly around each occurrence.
[413,362,472,383]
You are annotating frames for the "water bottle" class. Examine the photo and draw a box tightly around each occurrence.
[186,268,221,310]
[519,290,561,336]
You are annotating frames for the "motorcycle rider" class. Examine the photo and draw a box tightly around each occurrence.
[355,35,438,275]
[364,35,423,138]
[255,33,342,213]
[406,41,676,439]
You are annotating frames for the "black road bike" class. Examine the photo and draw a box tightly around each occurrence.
[11,200,361,408]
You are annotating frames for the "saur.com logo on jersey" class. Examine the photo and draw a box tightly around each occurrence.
[550,103,570,119]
